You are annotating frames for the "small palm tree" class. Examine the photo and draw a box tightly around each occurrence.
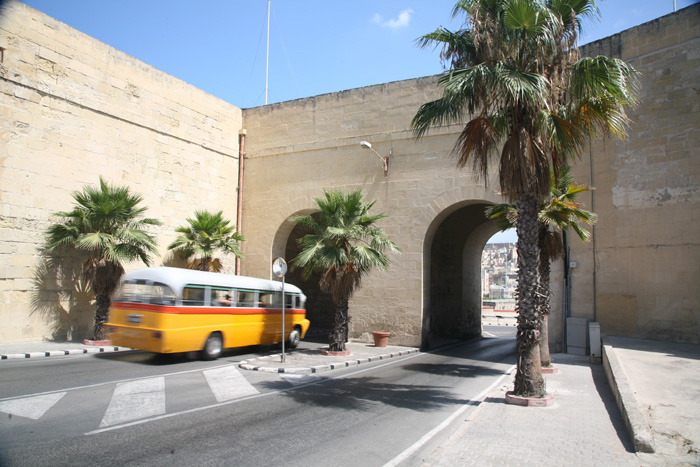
[167,210,244,272]
[45,177,161,340]
[413,0,638,396]
[291,190,400,352]
[486,166,597,367]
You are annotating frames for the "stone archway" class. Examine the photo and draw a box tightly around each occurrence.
[422,201,499,348]
[270,210,335,333]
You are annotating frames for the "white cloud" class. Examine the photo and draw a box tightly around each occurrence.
[371,8,414,31]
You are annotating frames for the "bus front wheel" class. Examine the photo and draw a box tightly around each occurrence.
[202,332,223,360]
[287,328,301,349]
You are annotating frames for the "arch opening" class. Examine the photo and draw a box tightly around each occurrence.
[273,212,334,333]
[423,202,499,348]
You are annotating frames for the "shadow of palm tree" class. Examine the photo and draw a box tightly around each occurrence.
[401,362,507,379]
[30,248,93,342]
[160,250,188,268]
[260,375,473,412]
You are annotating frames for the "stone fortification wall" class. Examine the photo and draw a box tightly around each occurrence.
[242,6,700,347]
[1,1,697,347]
[241,78,503,346]
[553,5,700,344]
[0,1,242,342]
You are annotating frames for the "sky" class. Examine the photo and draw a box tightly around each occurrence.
[15,0,697,109]
[11,0,697,245]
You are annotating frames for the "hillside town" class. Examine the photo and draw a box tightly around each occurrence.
[481,243,517,302]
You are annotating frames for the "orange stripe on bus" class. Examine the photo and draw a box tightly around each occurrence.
[111,301,306,315]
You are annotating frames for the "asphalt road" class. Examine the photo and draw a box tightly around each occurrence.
[0,336,516,467]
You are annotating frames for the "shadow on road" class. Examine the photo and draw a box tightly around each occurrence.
[260,375,475,413]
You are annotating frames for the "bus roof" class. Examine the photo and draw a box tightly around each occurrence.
[120,267,304,296]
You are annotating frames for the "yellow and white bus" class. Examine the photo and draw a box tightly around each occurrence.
[105,267,310,360]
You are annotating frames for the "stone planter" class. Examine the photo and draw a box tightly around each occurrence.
[372,331,390,347]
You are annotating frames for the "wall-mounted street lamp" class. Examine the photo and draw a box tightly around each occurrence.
[360,141,389,176]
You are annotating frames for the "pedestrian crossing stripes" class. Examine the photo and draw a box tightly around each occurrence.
[0,365,262,427]
[0,392,66,420]
[203,366,259,402]
[100,377,166,427]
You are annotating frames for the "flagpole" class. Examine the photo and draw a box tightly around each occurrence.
[265,0,270,105]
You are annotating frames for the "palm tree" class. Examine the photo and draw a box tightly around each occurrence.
[412,0,638,396]
[291,189,400,352]
[45,177,161,340]
[167,210,244,272]
[486,165,597,367]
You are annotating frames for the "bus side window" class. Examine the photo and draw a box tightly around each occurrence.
[236,291,255,308]
[285,293,294,309]
[149,282,176,306]
[182,286,205,306]
[211,288,232,307]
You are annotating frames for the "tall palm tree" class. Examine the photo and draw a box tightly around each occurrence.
[45,177,161,340]
[167,210,244,272]
[412,0,638,396]
[486,165,597,367]
[291,190,400,352]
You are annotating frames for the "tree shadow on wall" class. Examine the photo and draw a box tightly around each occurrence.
[161,250,188,268]
[30,248,94,342]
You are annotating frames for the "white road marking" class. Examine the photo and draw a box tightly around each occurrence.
[483,331,496,337]
[0,392,66,420]
[100,377,165,428]
[382,364,516,467]
[203,366,259,402]
[0,363,234,403]
[85,352,424,436]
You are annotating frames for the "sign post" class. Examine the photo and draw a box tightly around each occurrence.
[272,257,288,363]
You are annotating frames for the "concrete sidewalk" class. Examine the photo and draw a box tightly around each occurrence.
[1,336,698,466]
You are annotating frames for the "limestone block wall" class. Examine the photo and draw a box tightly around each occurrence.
[241,78,503,347]
[0,1,242,342]
[555,5,700,344]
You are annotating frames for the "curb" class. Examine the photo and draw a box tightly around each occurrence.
[239,348,420,374]
[601,337,655,453]
[1,346,130,360]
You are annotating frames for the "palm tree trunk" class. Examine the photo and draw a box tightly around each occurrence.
[514,194,545,396]
[538,224,552,367]
[93,293,110,340]
[329,299,349,352]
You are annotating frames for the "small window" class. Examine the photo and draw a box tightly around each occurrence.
[260,292,282,308]
[211,288,233,307]
[148,282,176,306]
[114,280,148,303]
[236,290,255,308]
[284,293,295,309]
[182,286,205,306]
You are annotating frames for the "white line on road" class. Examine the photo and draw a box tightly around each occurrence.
[84,352,425,436]
[204,365,259,402]
[100,377,166,428]
[382,364,516,467]
[0,363,235,403]
[0,392,66,420]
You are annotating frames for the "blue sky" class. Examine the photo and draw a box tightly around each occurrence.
[18,0,696,109]
[14,0,697,244]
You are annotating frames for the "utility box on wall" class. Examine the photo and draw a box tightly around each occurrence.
[567,317,590,355]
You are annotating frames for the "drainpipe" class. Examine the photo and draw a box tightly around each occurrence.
[589,139,597,322]
[236,129,246,275]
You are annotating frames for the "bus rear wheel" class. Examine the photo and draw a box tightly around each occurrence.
[202,332,223,360]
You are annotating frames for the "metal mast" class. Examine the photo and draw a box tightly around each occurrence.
[265,0,270,105]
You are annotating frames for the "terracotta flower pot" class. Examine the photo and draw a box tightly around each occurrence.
[372,331,390,347]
